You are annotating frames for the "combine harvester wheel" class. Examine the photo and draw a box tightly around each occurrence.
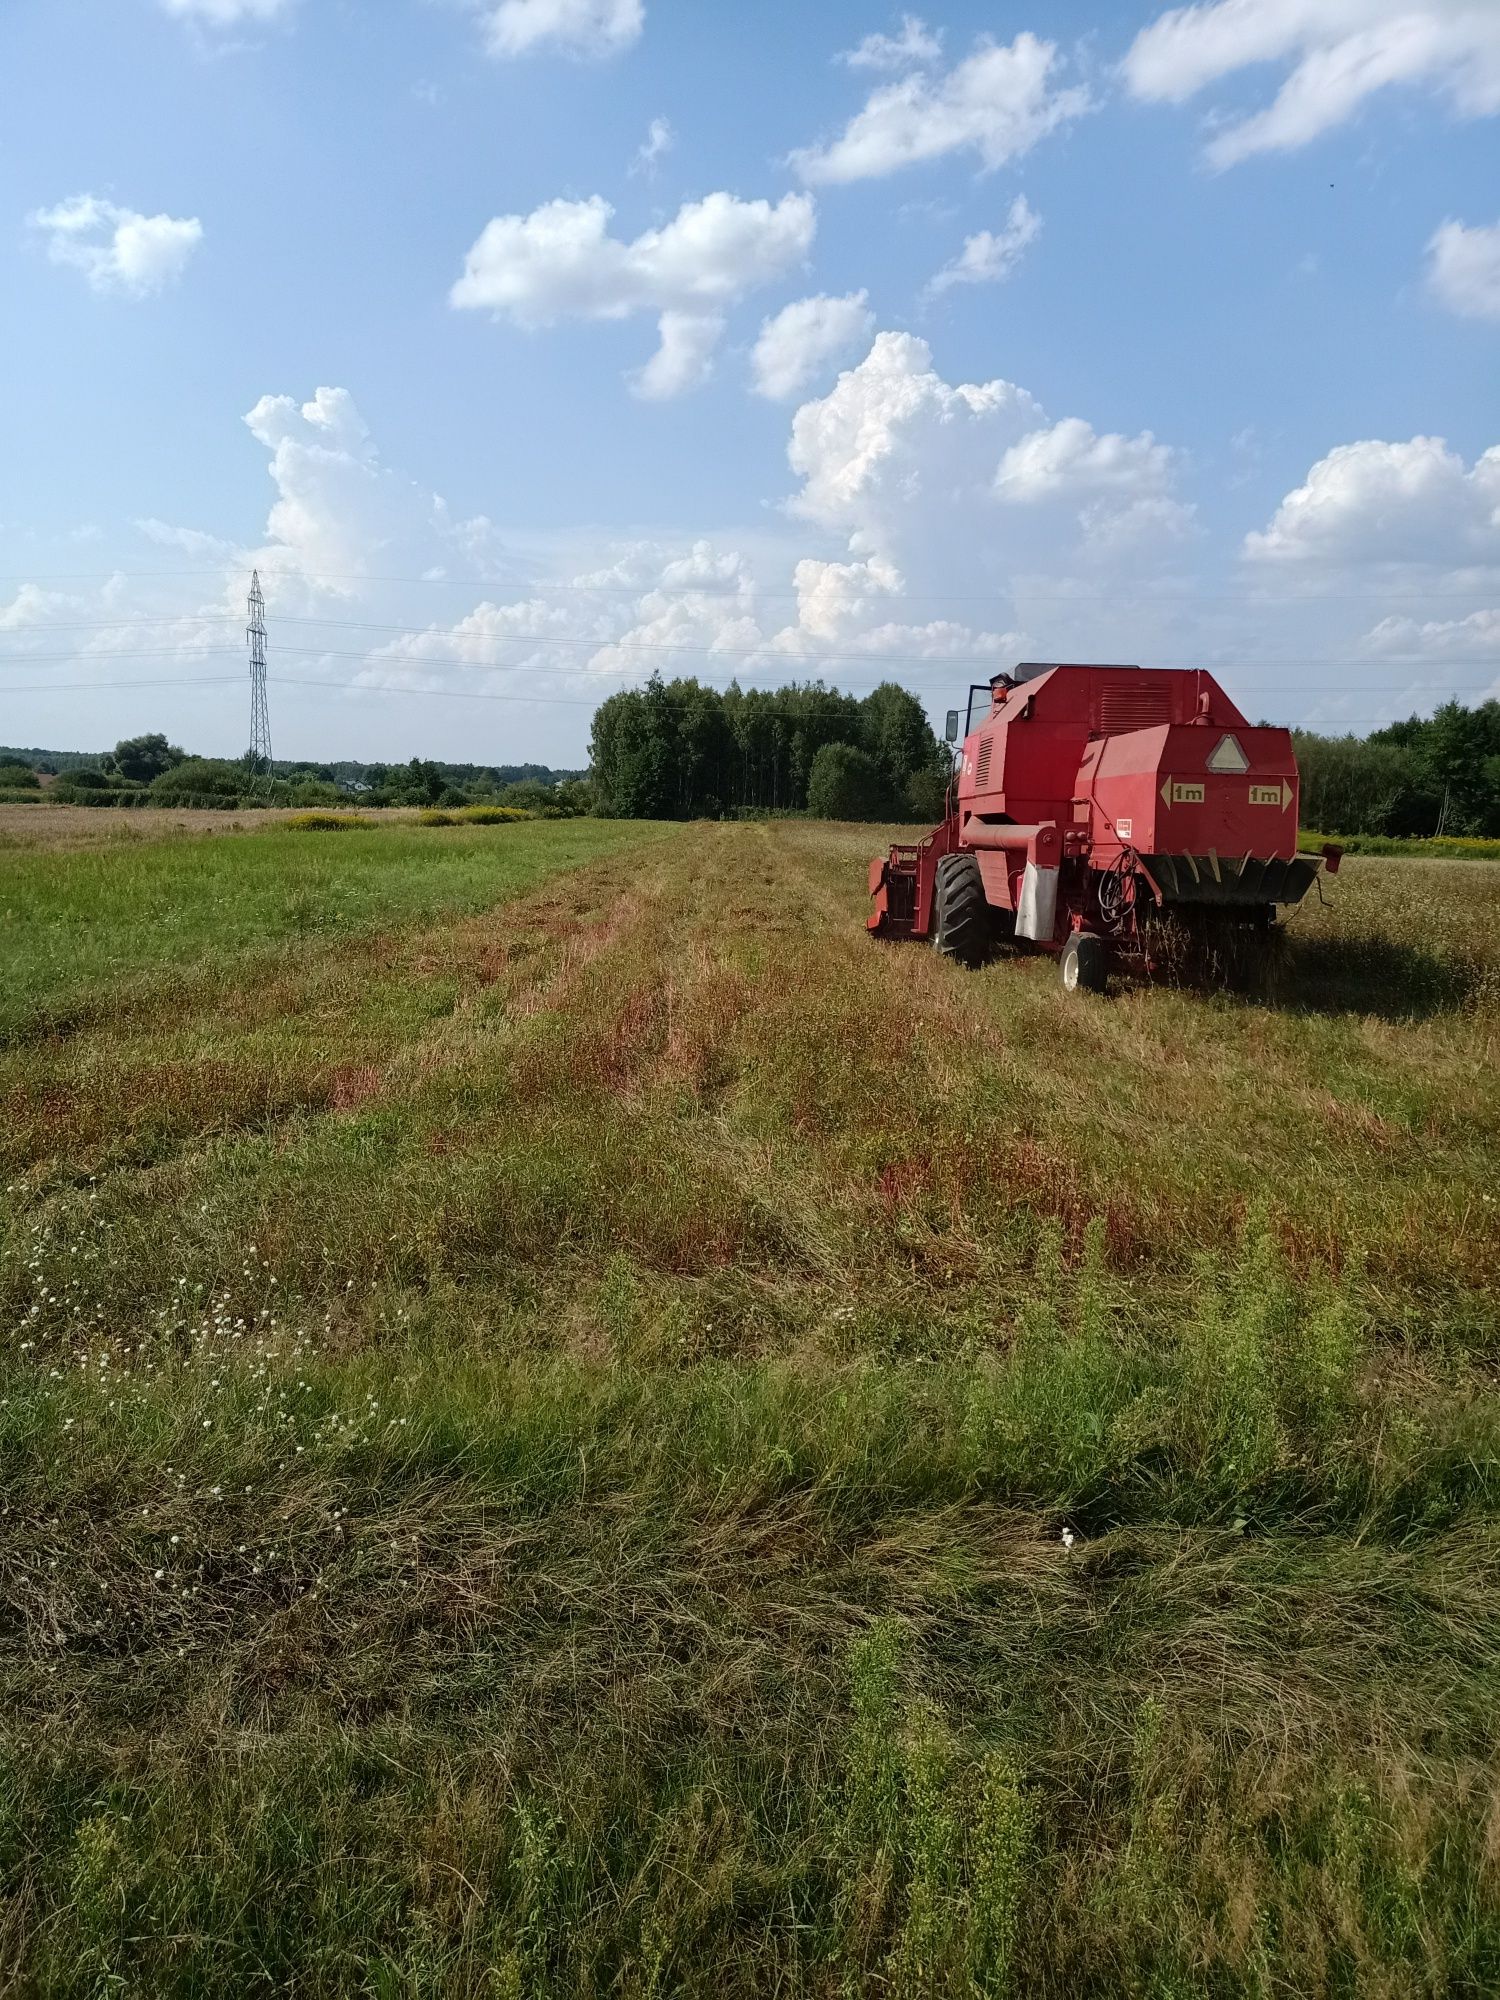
[931,852,991,969]
[1060,932,1109,994]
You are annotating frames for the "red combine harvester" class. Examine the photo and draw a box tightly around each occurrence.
[868,662,1341,992]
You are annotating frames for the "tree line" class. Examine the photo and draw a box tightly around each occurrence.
[0,736,590,814]
[589,675,949,821]
[589,679,1500,835]
[6,694,1498,837]
[1294,700,1500,838]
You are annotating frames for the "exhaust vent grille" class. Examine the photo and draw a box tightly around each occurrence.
[976,738,993,789]
[1099,685,1171,732]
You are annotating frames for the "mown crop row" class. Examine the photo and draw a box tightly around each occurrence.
[1,819,1497,1995]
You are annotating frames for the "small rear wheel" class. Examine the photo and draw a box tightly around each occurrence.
[1060,931,1109,994]
[931,852,992,969]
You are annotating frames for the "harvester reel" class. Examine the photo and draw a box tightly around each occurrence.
[931,852,991,969]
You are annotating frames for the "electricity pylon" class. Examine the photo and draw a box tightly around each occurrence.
[247,570,272,789]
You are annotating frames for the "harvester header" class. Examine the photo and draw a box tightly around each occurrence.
[869,662,1339,991]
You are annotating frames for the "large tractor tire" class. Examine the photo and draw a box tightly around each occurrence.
[931,852,992,969]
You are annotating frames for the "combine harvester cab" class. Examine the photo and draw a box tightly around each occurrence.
[868,663,1341,991]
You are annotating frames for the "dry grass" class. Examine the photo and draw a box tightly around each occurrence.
[0,819,1497,1995]
[0,802,427,851]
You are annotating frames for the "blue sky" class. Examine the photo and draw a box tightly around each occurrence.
[2,0,1498,766]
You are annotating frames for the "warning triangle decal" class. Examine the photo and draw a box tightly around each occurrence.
[1207,733,1250,773]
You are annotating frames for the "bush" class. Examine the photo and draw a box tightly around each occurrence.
[52,771,150,808]
[456,804,530,825]
[1300,830,1500,861]
[807,742,890,822]
[281,812,375,832]
[901,761,950,823]
[499,778,592,818]
[0,761,40,790]
[416,805,532,828]
[286,779,348,808]
[111,733,186,784]
[0,788,44,805]
[149,759,249,809]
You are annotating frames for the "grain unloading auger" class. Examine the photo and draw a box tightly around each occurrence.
[869,663,1342,992]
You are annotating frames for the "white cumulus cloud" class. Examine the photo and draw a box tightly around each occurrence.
[1365,606,1500,657]
[631,311,726,400]
[1124,1,1500,168]
[135,519,239,561]
[29,195,202,298]
[450,190,815,393]
[1427,217,1500,322]
[995,416,1176,502]
[792,31,1089,183]
[359,595,583,696]
[839,15,943,72]
[927,195,1041,295]
[631,116,674,174]
[478,0,644,59]
[761,555,1019,665]
[786,330,1188,581]
[159,0,292,23]
[451,191,815,323]
[1244,436,1500,566]
[0,585,67,631]
[787,331,1041,544]
[750,292,875,401]
[240,386,498,596]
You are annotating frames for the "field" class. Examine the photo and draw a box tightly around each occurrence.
[2,814,1498,1997]
[0,803,457,853]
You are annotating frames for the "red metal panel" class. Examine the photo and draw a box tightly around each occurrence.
[975,849,1014,908]
[1090,724,1299,860]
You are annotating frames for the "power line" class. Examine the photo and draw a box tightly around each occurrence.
[1,652,1495,701]
[270,674,598,708]
[0,664,1456,725]
[265,677,1427,724]
[269,612,1500,665]
[257,677,1476,726]
[0,675,242,694]
[2,637,1498,679]
[3,561,1500,605]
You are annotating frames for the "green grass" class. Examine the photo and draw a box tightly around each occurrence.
[2,820,1498,1995]
[0,817,654,1045]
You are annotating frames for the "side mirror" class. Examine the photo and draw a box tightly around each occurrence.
[944,709,960,744]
